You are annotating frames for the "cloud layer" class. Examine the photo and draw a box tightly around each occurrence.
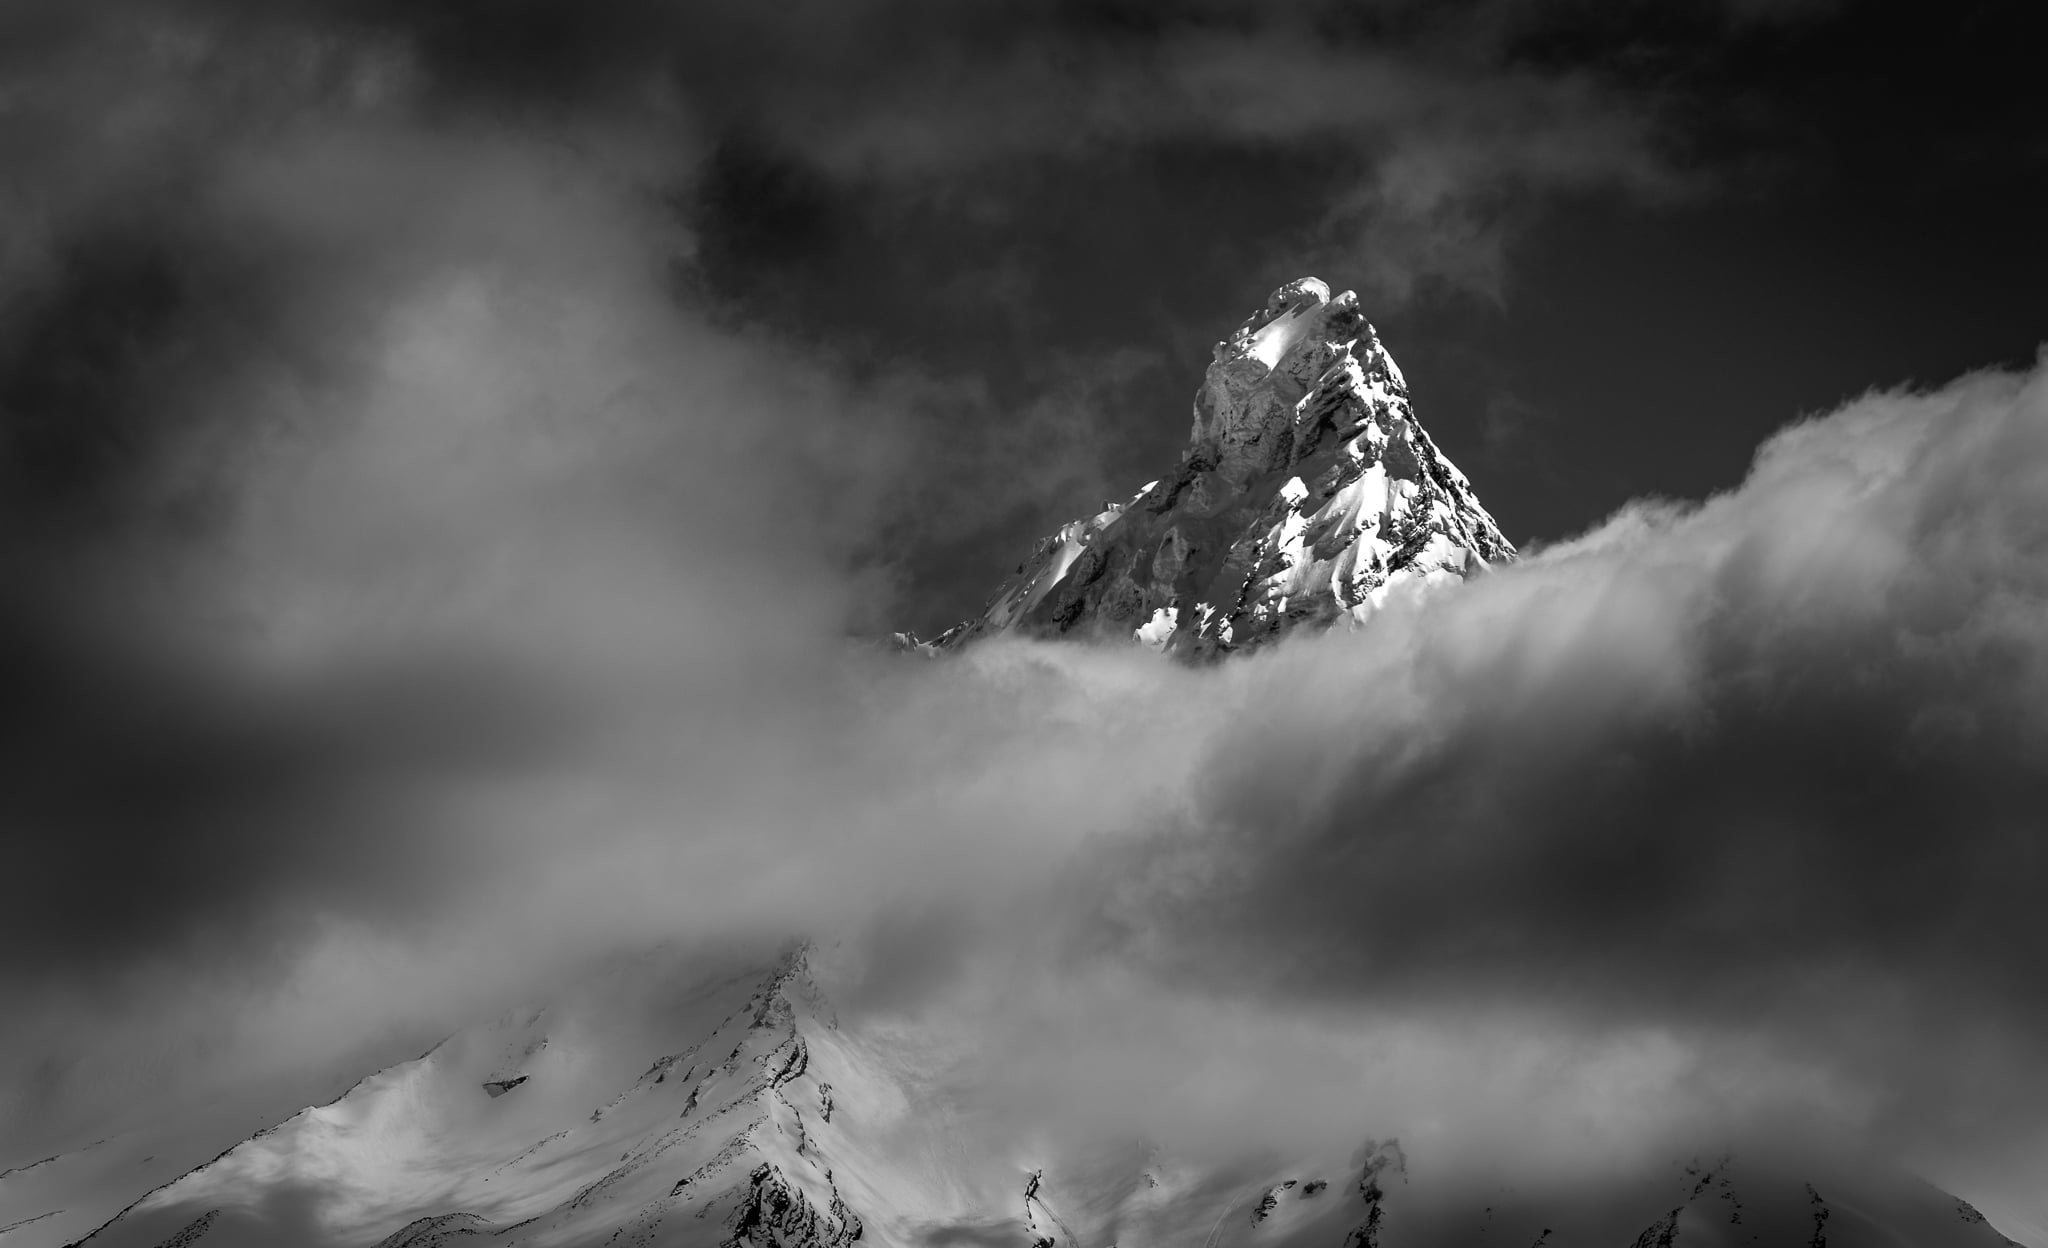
[3,0,2046,1240]
[793,361,2048,1232]
[1093,364,2048,1180]
[16,336,2045,1234]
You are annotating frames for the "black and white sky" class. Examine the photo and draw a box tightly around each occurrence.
[3,0,2047,1241]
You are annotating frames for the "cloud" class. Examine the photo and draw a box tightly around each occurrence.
[654,357,2048,1233]
[4,0,2044,1239]
[697,10,1675,305]
[0,0,916,1137]
[1132,363,2048,1020]
[1022,360,2048,1213]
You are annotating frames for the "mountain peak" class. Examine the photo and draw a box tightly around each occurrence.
[933,277,1513,658]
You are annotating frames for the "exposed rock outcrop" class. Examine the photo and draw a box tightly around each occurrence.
[1338,1138,1407,1248]
[723,1163,863,1248]
[930,278,1513,658]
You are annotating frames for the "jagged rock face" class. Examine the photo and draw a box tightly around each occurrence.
[726,1162,863,1248]
[935,278,1514,658]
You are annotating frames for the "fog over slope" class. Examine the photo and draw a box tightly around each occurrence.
[2,3,2046,1245]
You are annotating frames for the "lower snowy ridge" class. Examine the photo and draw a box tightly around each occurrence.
[31,946,2029,1248]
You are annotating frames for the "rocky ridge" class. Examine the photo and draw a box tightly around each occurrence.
[926,277,1514,657]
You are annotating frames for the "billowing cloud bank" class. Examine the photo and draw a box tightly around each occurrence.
[1078,364,2048,1203]
[834,363,2048,1231]
[9,345,2046,1236]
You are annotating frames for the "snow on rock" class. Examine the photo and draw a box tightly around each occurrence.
[62,946,889,1248]
[1339,1139,1406,1248]
[375,1211,498,1247]
[927,278,1515,659]
[45,948,2039,1248]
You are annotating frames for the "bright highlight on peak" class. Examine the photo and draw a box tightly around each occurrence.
[921,278,1512,658]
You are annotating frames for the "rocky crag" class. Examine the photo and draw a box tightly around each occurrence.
[927,277,1514,658]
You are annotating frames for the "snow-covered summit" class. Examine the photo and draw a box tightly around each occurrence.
[931,278,1515,658]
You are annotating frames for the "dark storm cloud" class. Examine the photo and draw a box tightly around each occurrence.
[0,596,581,976]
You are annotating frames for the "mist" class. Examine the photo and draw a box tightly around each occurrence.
[4,1,2047,1243]
[12,330,2047,1229]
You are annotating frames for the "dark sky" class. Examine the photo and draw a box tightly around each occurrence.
[5,2,2048,1240]
[666,0,2048,630]
[7,1,2044,638]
